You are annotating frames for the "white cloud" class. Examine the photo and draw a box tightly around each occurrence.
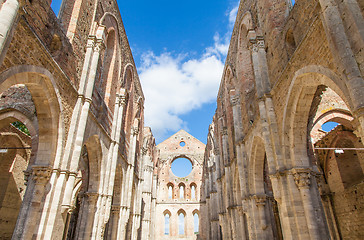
[228,4,239,27]
[139,3,239,141]
[140,51,224,140]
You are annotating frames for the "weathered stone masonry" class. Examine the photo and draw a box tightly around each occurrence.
[1,0,364,239]
[200,0,364,239]
[0,0,153,238]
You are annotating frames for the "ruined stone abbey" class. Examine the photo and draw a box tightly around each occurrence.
[0,0,363,238]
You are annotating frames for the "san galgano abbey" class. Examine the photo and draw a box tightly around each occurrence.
[1,0,364,238]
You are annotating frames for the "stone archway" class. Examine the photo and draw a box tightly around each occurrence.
[249,136,282,240]
[281,66,354,239]
[0,65,63,239]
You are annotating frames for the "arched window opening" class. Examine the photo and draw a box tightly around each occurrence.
[191,184,196,200]
[179,184,185,199]
[178,212,185,235]
[164,213,170,235]
[286,28,296,56]
[93,24,121,120]
[167,183,173,199]
[0,118,31,239]
[194,212,199,234]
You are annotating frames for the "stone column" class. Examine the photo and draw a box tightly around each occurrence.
[77,192,98,239]
[253,195,273,239]
[249,37,270,98]
[51,38,96,235]
[221,212,232,240]
[131,179,142,240]
[243,198,256,239]
[141,153,153,240]
[233,206,245,239]
[319,0,364,138]
[117,206,130,239]
[62,30,106,214]
[237,206,247,240]
[0,0,19,61]
[150,174,157,240]
[108,205,121,240]
[230,94,250,196]
[12,166,51,239]
[117,126,138,239]
[94,91,128,239]
[292,169,320,240]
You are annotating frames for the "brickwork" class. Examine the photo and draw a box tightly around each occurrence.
[201,0,364,239]
[154,130,204,240]
[0,0,363,238]
[0,125,30,239]
[332,181,364,239]
[0,0,148,238]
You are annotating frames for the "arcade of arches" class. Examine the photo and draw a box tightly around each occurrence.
[0,0,363,239]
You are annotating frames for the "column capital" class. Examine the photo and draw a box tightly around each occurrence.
[84,192,99,202]
[221,127,228,136]
[118,94,128,106]
[213,147,220,155]
[111,205,121,213]
[94,39,106,52]
[144,165,154,173]
[31,166,51,185]
[230,94,241,106]
[132,126,139,136]
[252,195,267,207]
[249,36,265,52]
[67,205,77,214]
[292,169,311,189]
[142,147,148,156]
[86,36,96,48]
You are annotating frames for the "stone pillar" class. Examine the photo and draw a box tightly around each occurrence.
[315,175,340,239]
[237,206,247,240]
[0,0,19,61]
[108,205,121,240]
[227,207,238,240]
[150,174,157,240]
[230,94,249,197]
[117,206,130,239]
[131,179,142,240]
[117,126,138,239]
[141,153,153,240]
[77,192,99,240]
[253,195,273,239]
[319,0,364,138]
[94,91,128,239]
[249,37,270,98]
[62,29,106,214]
[243,198,257,240]
[12,166,51,239]
[232,206,245,239]
[221,212,232,240]
[292,169,320,240]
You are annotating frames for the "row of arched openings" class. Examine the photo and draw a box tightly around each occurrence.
[167,182,197,200]
[164,210,199,235]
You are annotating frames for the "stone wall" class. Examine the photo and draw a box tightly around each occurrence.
[201,0,364,239]
[154,130,204,240]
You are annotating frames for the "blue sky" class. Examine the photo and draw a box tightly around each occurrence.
[51,0,239,144]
